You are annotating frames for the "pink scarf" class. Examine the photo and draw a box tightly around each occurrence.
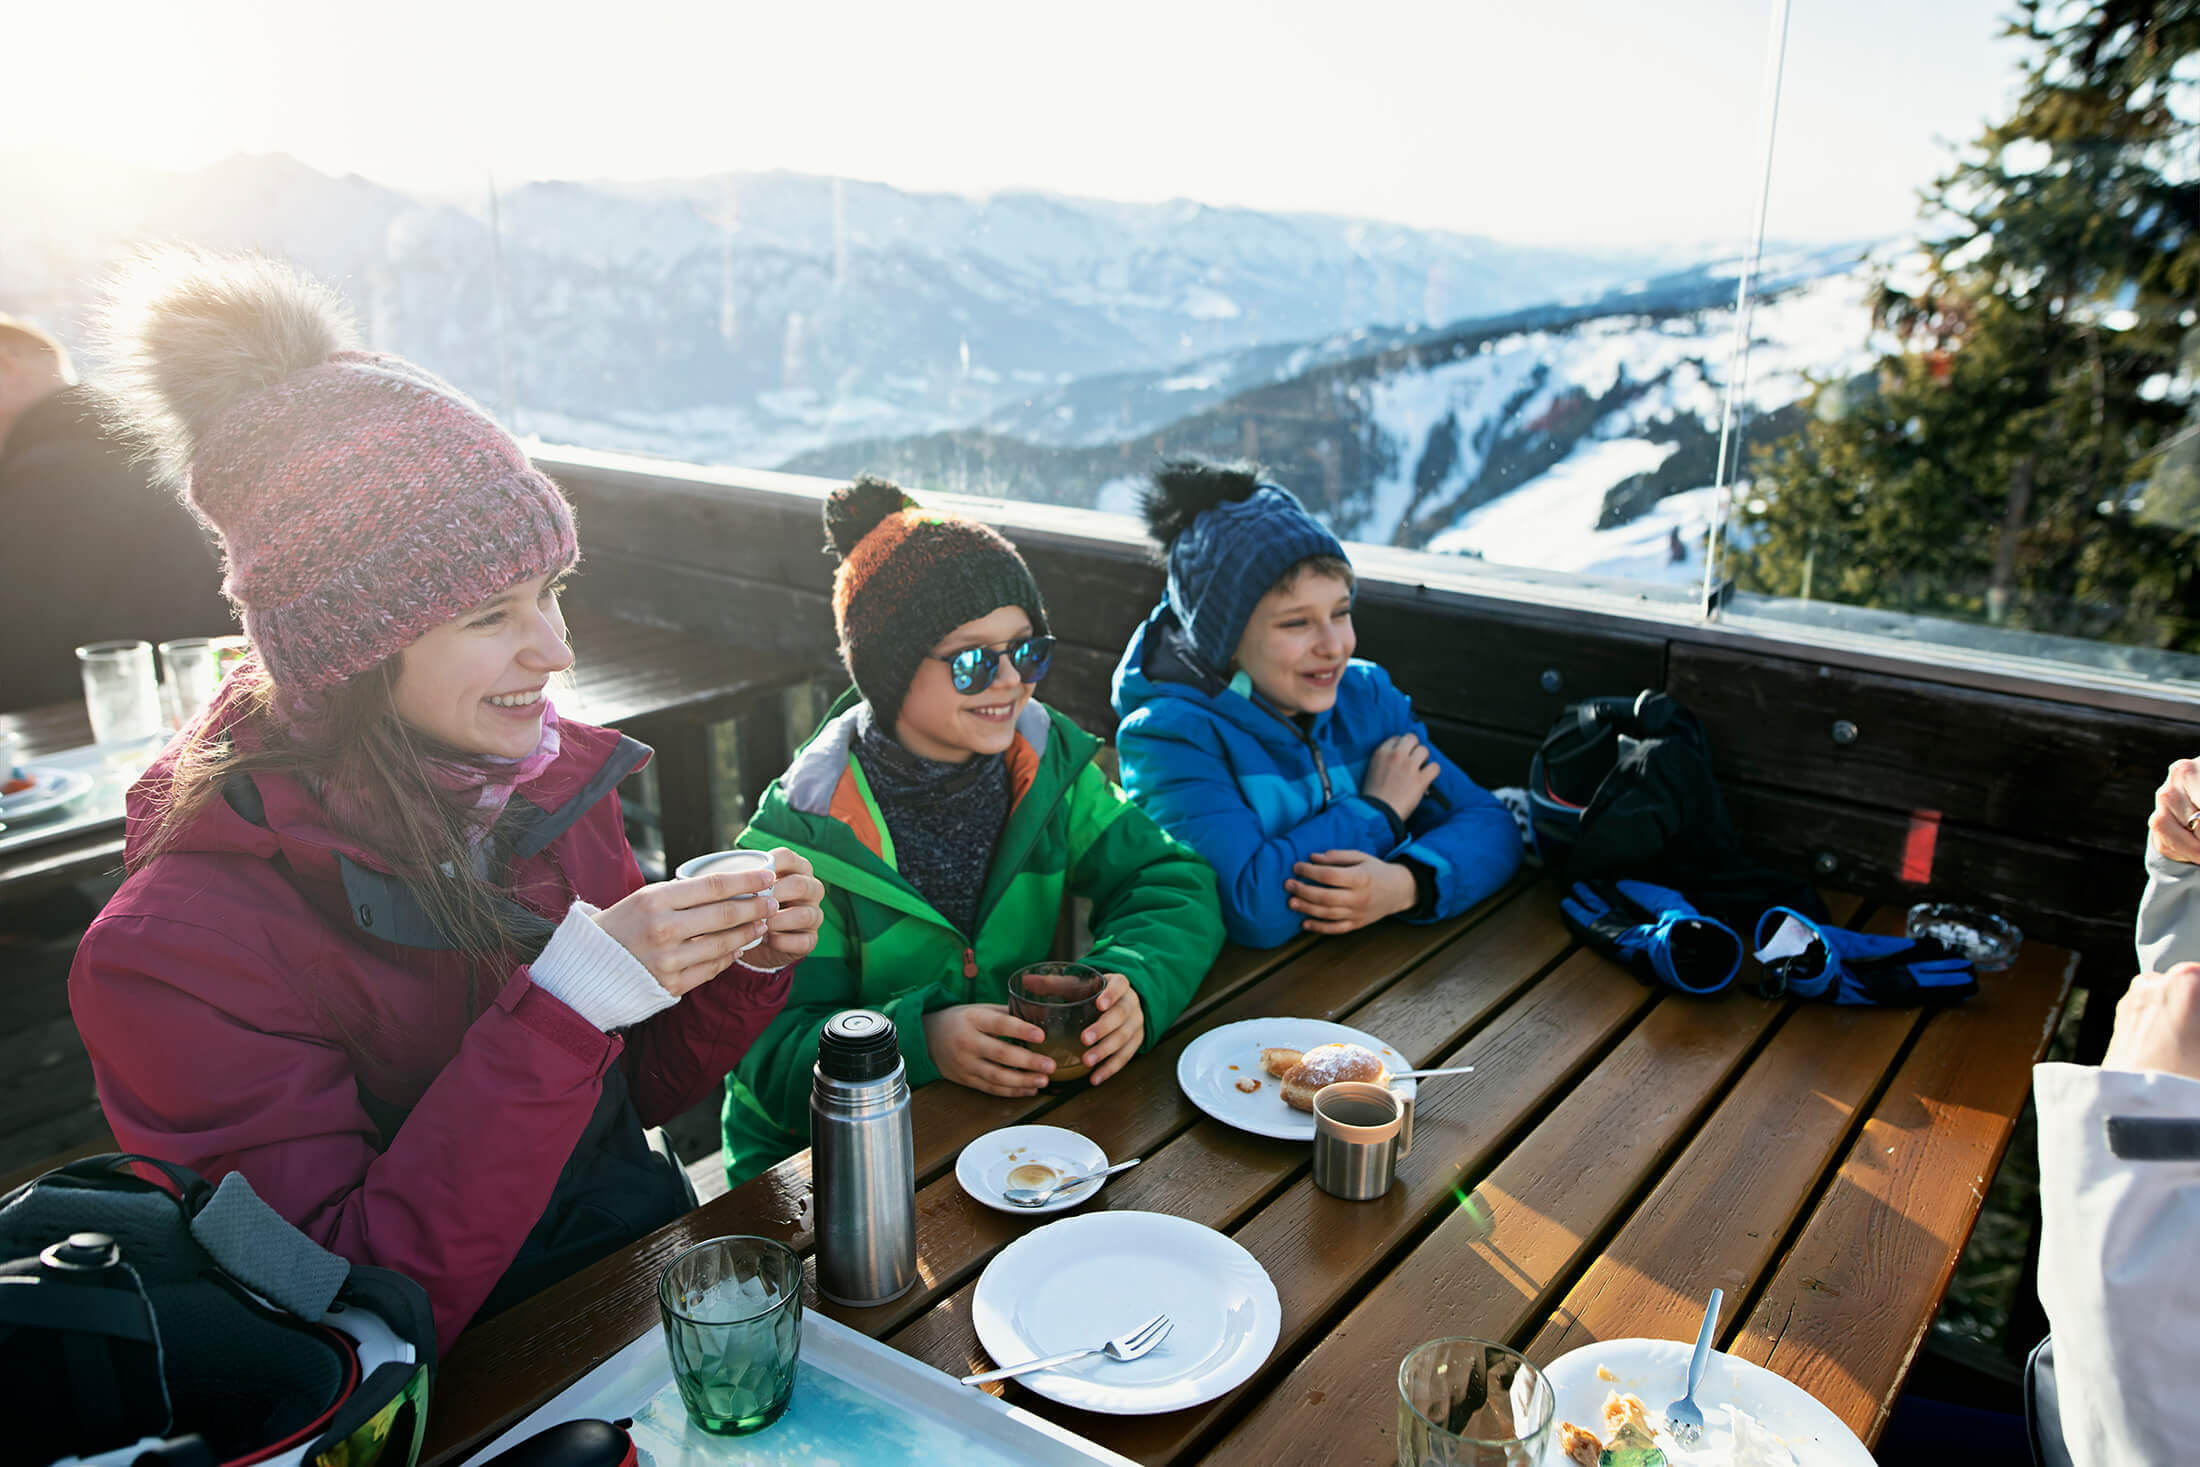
[255,662,565,853]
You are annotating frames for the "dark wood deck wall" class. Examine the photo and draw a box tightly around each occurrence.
[545,450,2199,994]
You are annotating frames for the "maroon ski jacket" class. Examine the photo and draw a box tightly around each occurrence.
[70,708,790,1352]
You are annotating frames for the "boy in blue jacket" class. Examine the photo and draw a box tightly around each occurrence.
[1110,459,1522,948]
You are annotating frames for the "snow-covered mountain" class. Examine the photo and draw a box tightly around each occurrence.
[2,150,1692,467]
[4,150,1884,584]
[784,246,1882,582]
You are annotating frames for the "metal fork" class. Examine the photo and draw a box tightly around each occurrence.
[961,1312,1173,1386]
[1664,1287,1723,1447]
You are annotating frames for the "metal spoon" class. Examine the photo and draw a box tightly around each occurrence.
[1389,1065,1475,1080]
[1001,1157,1141,1207]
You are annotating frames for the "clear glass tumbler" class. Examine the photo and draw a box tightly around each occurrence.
[1396,1337,1554,1466]
[158,638,224,731]
[658,1235,804,1435]
[76,641,161,749]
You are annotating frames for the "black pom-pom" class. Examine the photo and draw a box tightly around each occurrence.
[1140,458,1264,550]
[823,473,917,560]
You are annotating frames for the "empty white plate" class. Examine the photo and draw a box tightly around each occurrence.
[970,1211,1280,1415]
[1176,1016,1415,1141]
[956,1125,1110,1216]
[1540,1337,1873,1466]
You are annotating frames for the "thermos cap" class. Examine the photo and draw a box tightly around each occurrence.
[819,1009,901,1082]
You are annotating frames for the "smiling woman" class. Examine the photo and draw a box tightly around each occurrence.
[64,245,827,1358]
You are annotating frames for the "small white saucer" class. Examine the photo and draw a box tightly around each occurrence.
[956,1125,1110,1216]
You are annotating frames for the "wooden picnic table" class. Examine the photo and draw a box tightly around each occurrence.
[417,878,2075,1466]
[0,612,826,901]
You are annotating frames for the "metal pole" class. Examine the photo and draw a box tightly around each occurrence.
[1702,0,1794,620]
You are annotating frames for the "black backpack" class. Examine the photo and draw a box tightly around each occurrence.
[1527,690,1828,935]
[0,1153,435,1467]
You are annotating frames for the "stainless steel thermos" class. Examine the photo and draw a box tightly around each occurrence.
[810,1009,918,1306]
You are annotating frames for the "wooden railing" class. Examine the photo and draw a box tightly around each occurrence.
[538,444,2200,1031]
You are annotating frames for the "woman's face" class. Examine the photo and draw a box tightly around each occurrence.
[893,605,1035,764]
[1233,570,1356,716]
[390,568,574,758]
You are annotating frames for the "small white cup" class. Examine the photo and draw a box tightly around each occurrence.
[675,848,778,952]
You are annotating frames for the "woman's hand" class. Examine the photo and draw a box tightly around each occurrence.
[2104,963,2200,1081]
[742,848,827,972]
[1361,734,1440,822]
[591,862,779,997]
[1082,973,1144,1085]
[2149,759,2200,866]
[922,1004,1054,1097]
[1286,849,1419,935]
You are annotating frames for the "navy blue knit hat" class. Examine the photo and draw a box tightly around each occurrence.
[1141,459,1350,675]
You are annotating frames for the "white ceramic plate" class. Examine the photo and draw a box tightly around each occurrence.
[969,1211,1280,1415]
[1540,1338,1874,1466]
[0,766,95,825]
[1175,1016,1415,1141]
[956,1125,1111,1216]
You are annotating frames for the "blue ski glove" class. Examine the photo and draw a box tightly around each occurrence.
[1560,878,1743,996]
[1752,908,1977,1006]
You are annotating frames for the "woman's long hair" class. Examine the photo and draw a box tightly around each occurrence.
[135,655,556,967]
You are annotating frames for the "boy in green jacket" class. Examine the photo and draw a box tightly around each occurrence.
[721,477,1225,1184]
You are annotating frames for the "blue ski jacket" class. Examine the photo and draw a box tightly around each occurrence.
[1110,604,1521,948]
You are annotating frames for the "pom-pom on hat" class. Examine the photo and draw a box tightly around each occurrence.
[94,246,576,703]
[1141,458,1348,676]
[824,475,1048,730]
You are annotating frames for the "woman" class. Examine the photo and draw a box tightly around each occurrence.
[67,248,823,1354]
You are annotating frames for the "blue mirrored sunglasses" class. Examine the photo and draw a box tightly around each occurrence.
[931,635,1056,694]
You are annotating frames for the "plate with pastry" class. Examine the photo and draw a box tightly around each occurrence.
[1175,1017,1414,1141]
[1540,1337,1872,1466]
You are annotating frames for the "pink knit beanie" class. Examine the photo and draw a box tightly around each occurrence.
[96,248,576,699]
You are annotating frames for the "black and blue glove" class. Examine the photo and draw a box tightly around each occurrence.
[1560,879,1743,996]
[1752,908,1977,1006]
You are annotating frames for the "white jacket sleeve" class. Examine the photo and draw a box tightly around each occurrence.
[2035,1062,2200,1467]
[2136,843,2200,973]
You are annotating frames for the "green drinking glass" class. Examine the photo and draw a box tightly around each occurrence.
[658,1235,805,1435]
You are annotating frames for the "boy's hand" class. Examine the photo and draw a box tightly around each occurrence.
[1082,973,1144,1085]
[1287,849,1419,934]
[1361,734,1441,822]
[922,1004,1053,1097]
[741,847,827,972]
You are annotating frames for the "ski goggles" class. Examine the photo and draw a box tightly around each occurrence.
[931,635,1055,694]
[292,1353,431,1467]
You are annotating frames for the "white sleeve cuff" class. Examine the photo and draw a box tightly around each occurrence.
[528,902,678,1032]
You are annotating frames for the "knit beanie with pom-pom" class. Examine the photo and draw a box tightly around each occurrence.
[94,246,576,704]
[823,475,1048,730]
[1140,457,1348,678]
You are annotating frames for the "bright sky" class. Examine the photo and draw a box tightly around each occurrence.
[16,0,2023,244]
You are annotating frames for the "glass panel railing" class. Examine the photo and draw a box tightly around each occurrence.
[1725,0,2200,685]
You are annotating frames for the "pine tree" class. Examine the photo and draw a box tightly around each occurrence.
[1738,0,2200,649]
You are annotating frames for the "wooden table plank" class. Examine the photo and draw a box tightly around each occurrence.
[888,945,1653,1467]
[420,899,1511,1466]
[1203,981,1788,1467]
[818,890,1569,1344]
[1725,937,2076,1444]
[1523,1000,1919,1367]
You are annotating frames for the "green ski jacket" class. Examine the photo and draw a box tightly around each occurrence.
[720,692,1224,1183]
